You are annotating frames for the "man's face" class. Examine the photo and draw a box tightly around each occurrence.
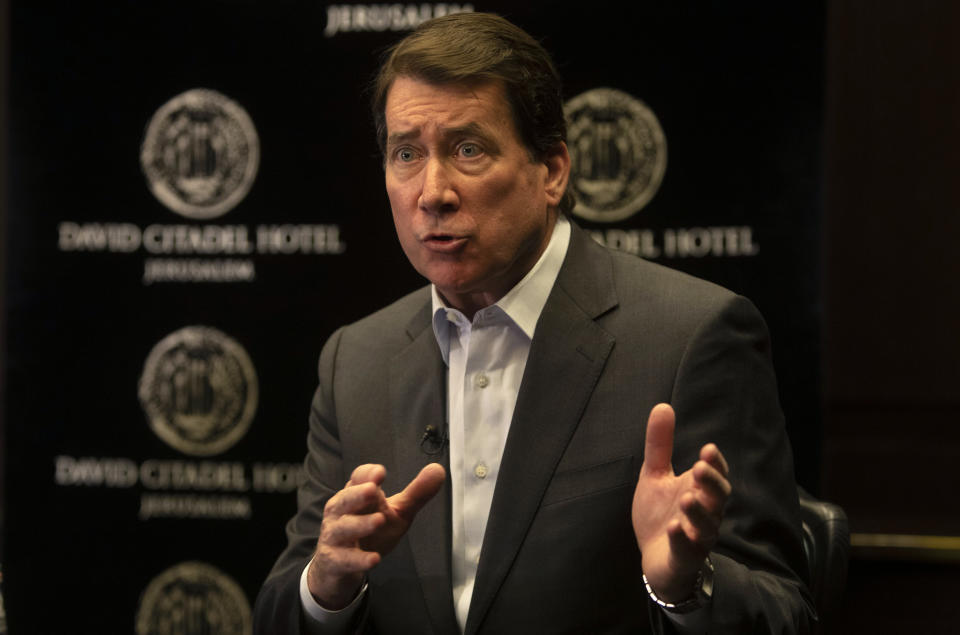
[384,76,569,317]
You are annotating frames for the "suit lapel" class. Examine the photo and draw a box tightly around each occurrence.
[390,303,459,634]
[464,225,619,635]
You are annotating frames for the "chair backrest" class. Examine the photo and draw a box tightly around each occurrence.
[797,486,850,628]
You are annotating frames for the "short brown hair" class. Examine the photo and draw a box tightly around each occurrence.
[371,12,574,214]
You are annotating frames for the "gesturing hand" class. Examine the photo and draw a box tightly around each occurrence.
[307,462,446,609]
[632,403,731,603]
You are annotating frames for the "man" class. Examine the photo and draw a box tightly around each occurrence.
[255,12,814,634]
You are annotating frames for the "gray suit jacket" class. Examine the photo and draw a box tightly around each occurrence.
[254,223,815,634]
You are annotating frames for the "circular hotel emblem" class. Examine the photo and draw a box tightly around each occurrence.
[565,88,667,222]
[141,89,260,219]
[139,326,258,456]
[136,562,252,635]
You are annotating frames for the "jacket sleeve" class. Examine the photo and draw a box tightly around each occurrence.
[254,328,368,635]
[652,294,816,634]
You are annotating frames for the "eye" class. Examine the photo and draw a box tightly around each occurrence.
[457,142,483,158]
[394,147,419,163]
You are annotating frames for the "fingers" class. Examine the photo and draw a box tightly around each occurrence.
[325,463,445,546]
[317,512,385,572]
[324,480,382,519]
[321,510,386,546]
[642,403,676,476]
[390,463,446,521]
[309,463,443,609]
[680,490,721,539]
[668,493,720,557]
[700,443,729,478]
[691,444,732,519]
[346,463,386,488]
[310,479,388,606]
[692,456,731,504]
[669,455,730,555]
[331,464,390,518]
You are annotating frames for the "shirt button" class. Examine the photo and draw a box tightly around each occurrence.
[474,463,488,479]
[475,372,489,388]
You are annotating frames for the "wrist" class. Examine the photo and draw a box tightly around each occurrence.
[643,556,714,614]
[307,559,364,610]
[299,564,368,627]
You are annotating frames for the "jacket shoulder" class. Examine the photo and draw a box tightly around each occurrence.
[337,285,432,348]
[609,247,736,304]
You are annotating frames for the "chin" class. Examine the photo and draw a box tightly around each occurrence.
[420,264,471,290]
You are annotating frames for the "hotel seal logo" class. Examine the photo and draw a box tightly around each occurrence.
[139,326,258,457]
[141,89,260,219]
[136,561,252,635]
[565,88,667,222]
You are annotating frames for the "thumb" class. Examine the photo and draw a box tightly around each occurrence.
[390,463,446,521]
[642,403,676,476]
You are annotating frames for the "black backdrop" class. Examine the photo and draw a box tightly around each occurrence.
[3,2,823,632]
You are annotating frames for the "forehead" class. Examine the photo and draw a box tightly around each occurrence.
[384,76,515,138]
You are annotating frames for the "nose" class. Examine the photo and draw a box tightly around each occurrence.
[418,158,460,215]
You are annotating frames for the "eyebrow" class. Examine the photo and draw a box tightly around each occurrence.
[386,122,497,151]
[386,129,421,149]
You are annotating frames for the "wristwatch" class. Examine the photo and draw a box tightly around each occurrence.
[643,556,715,614]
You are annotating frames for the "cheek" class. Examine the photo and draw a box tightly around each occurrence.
[479,164,544,211]
[474,171,518,205]
[385,172,414,206]
[478,182,543,239]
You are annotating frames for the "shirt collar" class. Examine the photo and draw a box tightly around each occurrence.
[430,215,571,365]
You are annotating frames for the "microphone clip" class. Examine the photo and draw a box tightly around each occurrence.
[420,424,447,456]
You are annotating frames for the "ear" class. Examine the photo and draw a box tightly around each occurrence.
[543,142,571,208]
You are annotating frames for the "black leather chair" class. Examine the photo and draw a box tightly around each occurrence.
[797,487,850,631]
